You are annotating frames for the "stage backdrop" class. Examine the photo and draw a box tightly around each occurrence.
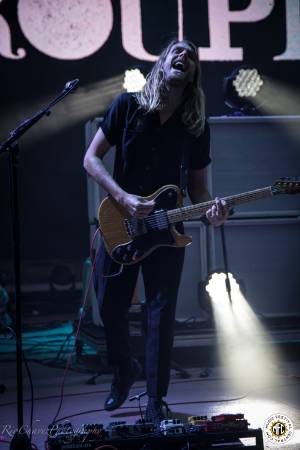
[0,0,300,286]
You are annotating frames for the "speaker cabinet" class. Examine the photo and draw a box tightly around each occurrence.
[209,116,300,214]
[176,221,208,320]
[210,217,300,315]
[208,116,300,317]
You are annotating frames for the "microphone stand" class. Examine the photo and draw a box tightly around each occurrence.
[220,224,232,304]
[0,79,79,449]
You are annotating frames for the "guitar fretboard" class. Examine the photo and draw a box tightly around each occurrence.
[167,186,273,223]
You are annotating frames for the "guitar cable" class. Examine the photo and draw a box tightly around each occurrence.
[103,263,124,278]
[92,225,124,279]
[50,224,126,426]
[50,226,102,425]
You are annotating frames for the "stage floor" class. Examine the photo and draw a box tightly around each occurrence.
[1,353,300,449]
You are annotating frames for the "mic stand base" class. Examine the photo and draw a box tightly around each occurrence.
[10,431,32,450]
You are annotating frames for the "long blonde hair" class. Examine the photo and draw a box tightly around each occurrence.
[134,39,206,137]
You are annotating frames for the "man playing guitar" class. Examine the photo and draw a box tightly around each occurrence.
[84,39,229,426]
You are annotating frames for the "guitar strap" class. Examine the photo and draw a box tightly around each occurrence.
[180,136,190,197]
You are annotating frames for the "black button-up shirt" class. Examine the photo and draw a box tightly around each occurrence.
[100,93,211,196]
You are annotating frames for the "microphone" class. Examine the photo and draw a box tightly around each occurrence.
[63,78,79,93]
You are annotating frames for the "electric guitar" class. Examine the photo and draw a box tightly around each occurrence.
[98,177,300,265]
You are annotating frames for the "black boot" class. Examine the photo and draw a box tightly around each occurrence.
[104,358,142,411]
[144,397,167,428]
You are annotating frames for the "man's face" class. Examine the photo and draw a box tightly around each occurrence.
[163,42,197,87]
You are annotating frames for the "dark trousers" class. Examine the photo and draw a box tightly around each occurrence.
[94,242,185,398]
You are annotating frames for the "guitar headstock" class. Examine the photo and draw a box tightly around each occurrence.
[272,177,300,195]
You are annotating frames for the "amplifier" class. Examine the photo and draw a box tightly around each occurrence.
[209,216,300,315]
[209,116,300,214]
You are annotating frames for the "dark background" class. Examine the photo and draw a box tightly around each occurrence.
[0,0,299,285]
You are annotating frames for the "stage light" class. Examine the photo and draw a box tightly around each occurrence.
[233,68,263,97]
[224,66,264,114]
[123,68,146,92]
[49,265,75,292]
[205,271,237,301]
[205,269,279,393]
[198,271,241,326]
[204,271,246,306]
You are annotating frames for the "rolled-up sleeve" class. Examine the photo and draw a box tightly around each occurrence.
[100,93,129,146]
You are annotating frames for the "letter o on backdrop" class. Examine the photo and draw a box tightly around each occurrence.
[17,0,113,60]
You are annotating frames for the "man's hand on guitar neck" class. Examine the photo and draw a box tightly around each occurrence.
[206,197,229,226]
[119,192,155,219]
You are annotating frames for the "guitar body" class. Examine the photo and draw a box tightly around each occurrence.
[98,185,192,265]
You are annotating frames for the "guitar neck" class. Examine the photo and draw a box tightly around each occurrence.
[167,186,273,223]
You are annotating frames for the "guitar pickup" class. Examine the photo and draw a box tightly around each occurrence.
[124,210,169,237]
[124,218,148,237]
[124,218,135,236]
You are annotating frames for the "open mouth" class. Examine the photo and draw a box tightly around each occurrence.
[172,60,186,72]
